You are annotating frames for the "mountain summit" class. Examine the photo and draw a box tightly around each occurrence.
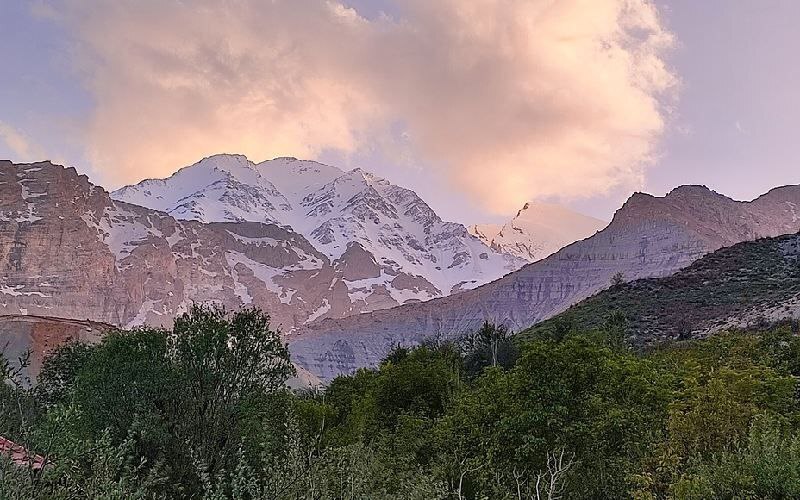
[469,202,606,263]
[113,155,525,308]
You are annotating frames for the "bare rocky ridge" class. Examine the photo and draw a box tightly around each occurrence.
[289,185,800,382]
[0,160,448,332]
[523,232,800,344]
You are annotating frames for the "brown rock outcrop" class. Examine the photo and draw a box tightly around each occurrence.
[0,314,112,383]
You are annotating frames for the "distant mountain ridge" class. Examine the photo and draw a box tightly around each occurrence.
[288,184,800,382]
[114,154,525,307]
[4,158,800,385]
[469,202,607,262]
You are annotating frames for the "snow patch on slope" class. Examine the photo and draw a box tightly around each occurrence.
[225,251,296,304]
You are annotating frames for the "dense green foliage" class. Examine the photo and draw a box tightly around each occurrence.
[3,305,800,498]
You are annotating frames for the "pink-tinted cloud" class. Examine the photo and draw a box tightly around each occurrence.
[0,121,47,161]
[49,0,676,213]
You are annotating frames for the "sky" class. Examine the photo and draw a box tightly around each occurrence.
[0,0,798,224]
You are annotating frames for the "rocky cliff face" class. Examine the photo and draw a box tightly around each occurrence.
[0,315,112,383]
[469,202,607,262]
[289,185,800,382]
[0,160,447,331]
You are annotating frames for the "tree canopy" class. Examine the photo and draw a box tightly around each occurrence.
[3,312,800,499]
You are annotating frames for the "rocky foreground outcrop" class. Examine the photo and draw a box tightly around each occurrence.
[289,185,800,381]
[0,314,112,383]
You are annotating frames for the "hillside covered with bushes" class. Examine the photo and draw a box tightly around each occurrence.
[524,232,800,344]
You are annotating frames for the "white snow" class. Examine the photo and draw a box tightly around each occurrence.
[129,299,156,326]
[344,271,434,305]
[258,157,343,197]
[112,154,526,306]
[82,206,151,262]
[225,250,296,304]
[305,299,331,324]
[12,204,42,223]
[0,284,51,298]
[226,231,280,247]
[112,154,290,224]
[787,202,798,223]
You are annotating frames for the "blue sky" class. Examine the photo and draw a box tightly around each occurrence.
[647,1,800,203]
[0,1,90,167]
[1,1,798,223]
[572,0,800,219]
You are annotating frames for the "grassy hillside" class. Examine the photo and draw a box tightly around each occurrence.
[522,232,800,343]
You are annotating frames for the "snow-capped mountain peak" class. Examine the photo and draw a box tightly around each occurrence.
[470,201,607,263]
[113,154,290,223]
[256,157,343,197]
[112,155,525,322]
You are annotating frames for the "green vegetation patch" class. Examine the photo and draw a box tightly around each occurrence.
[523,233,800,344]
[4,304,800,498]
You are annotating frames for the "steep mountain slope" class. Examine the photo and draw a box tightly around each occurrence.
[0,160,439,331]
[523,232,800,343]
[113,155,523,306]
[289,185,800,381]
[469,202,607,262]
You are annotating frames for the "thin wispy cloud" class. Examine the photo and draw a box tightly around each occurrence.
[44,0,677,213]
[0,121,46,162]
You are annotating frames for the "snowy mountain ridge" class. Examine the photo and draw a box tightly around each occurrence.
[113,155,526,313]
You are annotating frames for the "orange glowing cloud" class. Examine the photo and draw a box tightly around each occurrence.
[48,0,676,213]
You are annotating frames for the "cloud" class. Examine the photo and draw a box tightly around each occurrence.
[48,0,676,213]
[0,121,47,162]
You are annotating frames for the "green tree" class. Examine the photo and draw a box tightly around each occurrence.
[29,305,295,497]
[672,416,800,499]
[506,335,673,498]
[168,305,295,478]
[460,321,518,376]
